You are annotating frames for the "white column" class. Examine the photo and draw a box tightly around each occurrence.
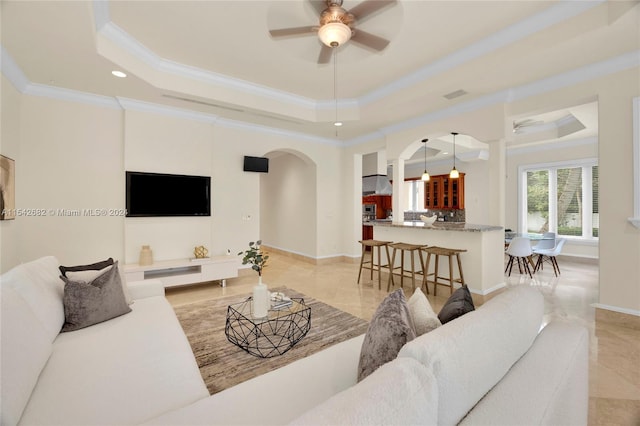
[489,139,506,226]
[392,158,405,224]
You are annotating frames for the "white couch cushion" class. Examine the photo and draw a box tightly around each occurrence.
[289,356,438,426]
[2,256,64,341]
[408,287,441,335]
[398,285,543,426]
[145,334,366,426]
[0,285,53,426]
[459,322,589,426]
[18,295,208,425]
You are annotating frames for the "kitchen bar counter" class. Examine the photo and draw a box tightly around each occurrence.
[372,220,505,296]
[369,220,502,232]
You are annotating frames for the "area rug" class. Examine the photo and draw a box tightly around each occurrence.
[173,287,369,395]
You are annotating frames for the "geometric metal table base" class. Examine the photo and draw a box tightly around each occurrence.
[225,297,311,358]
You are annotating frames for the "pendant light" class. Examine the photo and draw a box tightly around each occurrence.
[421,139,430,181]
[450,132,460,179]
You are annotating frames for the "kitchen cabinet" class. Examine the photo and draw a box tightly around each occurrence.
[424,173,465,209]
[362,195,392,219]
[362,225,374,241]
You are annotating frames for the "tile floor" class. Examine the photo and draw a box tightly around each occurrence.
[166,251,640,426]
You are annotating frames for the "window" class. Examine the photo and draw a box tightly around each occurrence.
[404,179,424,211]
[519,159,598,239]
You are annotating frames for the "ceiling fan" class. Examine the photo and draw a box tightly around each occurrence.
[269,0,397,64]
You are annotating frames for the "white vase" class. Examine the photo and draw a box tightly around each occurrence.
[252,276,269,319]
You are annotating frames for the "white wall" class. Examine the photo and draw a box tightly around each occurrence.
[0,76,22,272]
[123,109,214,263]
[15,95,124,267]
[261,152,317,258]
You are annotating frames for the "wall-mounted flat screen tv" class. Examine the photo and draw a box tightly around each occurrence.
[243,156,269,173]
[126,171,211,217]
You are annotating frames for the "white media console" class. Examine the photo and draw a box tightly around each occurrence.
[124,256,240,288]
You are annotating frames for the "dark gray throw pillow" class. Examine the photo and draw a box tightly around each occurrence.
[437,285,475,324]
[60,262,131,332]
[357,289,416,382]
[59,258,114,277]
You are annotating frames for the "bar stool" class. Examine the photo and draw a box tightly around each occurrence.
[387,242,427,293]
[357,240,394,290]
[422,246,467,296]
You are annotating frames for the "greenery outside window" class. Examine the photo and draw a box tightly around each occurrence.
[519,159,598,239]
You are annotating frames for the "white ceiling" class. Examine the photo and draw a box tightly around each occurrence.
[2,0,638,150]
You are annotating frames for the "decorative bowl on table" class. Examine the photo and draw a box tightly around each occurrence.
[420,214,437,225]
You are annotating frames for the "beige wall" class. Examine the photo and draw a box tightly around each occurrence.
[261,152,317,258]
[13,95,124,267]
[123,109,215,263]
[0,76,22,272]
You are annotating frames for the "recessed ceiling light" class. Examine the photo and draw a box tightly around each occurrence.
[334,121,343,127]
[111,70,127,78]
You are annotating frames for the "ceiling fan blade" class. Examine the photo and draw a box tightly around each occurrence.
[349,0,397,22]
[318,45,333,64]
[269,26,317,38]
[350,30,390,51]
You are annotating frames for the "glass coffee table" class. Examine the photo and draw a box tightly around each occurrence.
[225,297,311,358]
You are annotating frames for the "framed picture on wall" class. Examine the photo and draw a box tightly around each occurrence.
[1,155,16,220]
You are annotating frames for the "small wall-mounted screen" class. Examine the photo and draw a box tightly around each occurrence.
[126,171,211,217]
[243,156,269,173]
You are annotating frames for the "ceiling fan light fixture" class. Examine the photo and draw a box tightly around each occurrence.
[318,22,352,47]
[334,121,343,127]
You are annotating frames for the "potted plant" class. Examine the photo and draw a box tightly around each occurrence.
[238,240,269,277]
[238,240,270,318]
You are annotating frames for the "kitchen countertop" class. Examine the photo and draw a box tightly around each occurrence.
[368,220,502,232]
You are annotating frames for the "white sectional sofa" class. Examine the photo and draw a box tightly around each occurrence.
[1,256,589,425]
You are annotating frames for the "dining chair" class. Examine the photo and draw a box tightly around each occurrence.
[505,236,533,278]
[532,232,556,251]
[533,238,566,277]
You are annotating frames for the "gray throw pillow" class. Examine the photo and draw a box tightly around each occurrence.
[437,285,475,324]
[60,262,131,332]
[357,289,416,382]
[59,258,114,277]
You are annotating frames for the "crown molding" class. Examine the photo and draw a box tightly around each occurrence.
[358,0,606,106]
[345,50,640,146]
[97,20,319,110]
[507,136,598,156]
[1,46,30,92]
[116,97,218,124]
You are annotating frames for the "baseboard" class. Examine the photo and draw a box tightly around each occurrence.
[557,254,599,265]
[593,304,640,330]
[261,245,349,265]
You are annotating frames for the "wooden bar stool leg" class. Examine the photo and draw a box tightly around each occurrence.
[385,245,394,290]
[456,253,465,285]
[448,254,454,294]
[433,254,440,296]
[410,250,416,292]
[357,244,366,284]
[399,249,405,289]
[370,247,375,281]
[376,246,382,290]
[418,249,428,295]
[423,252,432,294]
[387,248,397,292]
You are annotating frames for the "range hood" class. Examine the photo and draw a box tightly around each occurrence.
[362,174,392,195]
